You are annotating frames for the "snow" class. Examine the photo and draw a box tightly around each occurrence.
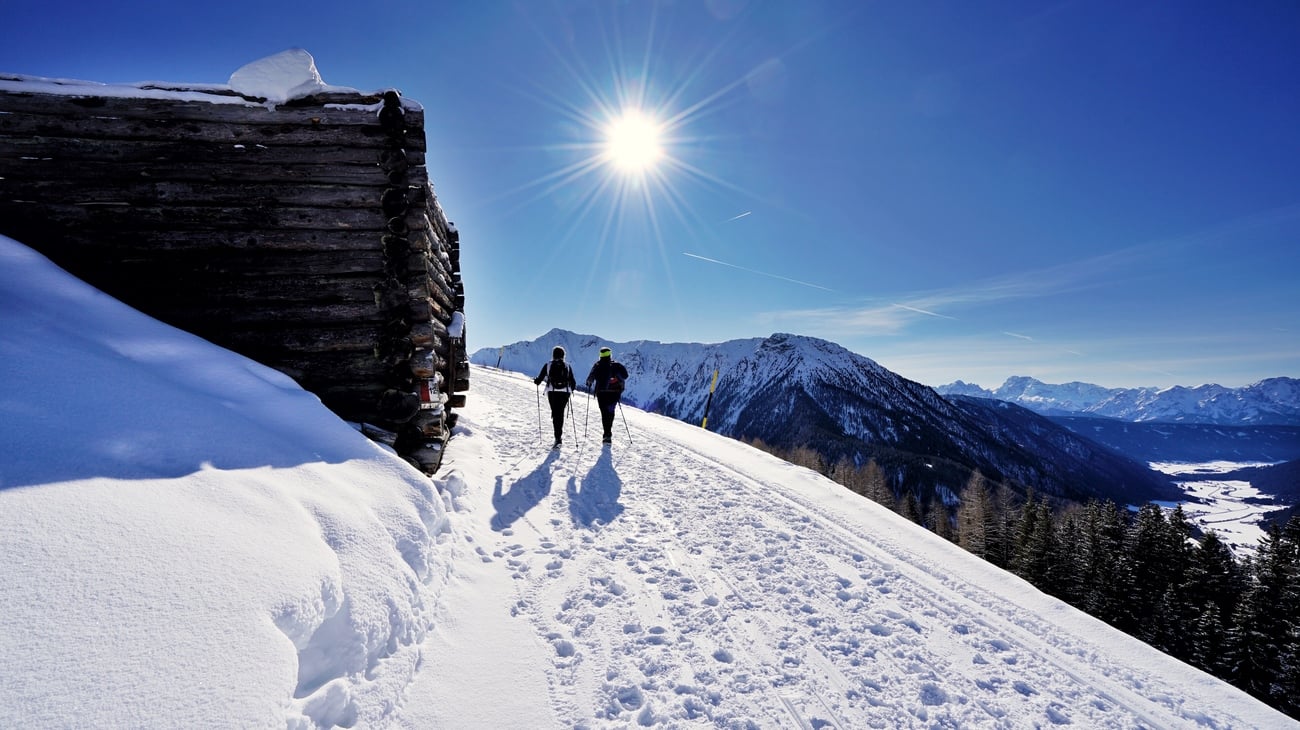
[936,376,1300,425]
[1151,461,1282,553]
[1,232,1290,728]
[227,48,331,104]
[0,49,378,110]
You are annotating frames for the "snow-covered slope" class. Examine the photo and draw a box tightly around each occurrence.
[2,237,1291,727]
[0,235,454,728]
[422,368,1289,728]
[937,375,1300,425]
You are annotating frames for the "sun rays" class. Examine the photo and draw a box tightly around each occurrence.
[493,5,770,270]
[602,108,664,174]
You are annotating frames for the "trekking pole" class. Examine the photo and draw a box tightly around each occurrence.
[618,400,632,446]
[569,393,578,441]
[584,386,591,438]
[536,385,542,438]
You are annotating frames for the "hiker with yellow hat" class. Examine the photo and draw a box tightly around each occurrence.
[585,346,630,444]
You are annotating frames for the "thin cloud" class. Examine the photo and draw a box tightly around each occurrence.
[894,303,957,320]
[759,302,939,336]
[683,251,835,292]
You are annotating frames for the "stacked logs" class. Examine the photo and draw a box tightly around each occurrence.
[0,75,467,473]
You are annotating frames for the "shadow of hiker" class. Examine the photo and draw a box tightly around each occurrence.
[491,450,557,531]
[568,447,624,528]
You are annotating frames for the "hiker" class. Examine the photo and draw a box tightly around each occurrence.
[585,346,629,444]
[534,346,576,447]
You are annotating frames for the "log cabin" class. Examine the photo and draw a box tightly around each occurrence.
[0,54,467,474]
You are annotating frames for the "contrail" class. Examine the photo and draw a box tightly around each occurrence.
[1003,331,1034,341]
[683,252,835,292]
[724,211,752,222]
[892,303,957,320]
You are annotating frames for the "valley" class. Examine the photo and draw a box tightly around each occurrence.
[1151,461,1283,553]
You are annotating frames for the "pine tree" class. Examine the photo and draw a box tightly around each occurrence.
[788,445,826,475]
[1226,525,1295,710]
[1078,500,1129,627]
[1022,499,1057,592]
[1012,489,1039,578]
[900,491,922,524]
[1050,509,1084,602]
[1191,601,1229,676]
[860,458,893,506]
[987,484,1015,568]
[1227,578,1278,704]
[829,455,860,495]
[957,471,992,560]
[1275,517,1300,717]
[1183,530,1242,675]
[1186,531,1242,621]
[1126,503,1175,643]
[926,500,954,542]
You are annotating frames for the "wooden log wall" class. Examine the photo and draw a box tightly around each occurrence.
[0,76,468,473]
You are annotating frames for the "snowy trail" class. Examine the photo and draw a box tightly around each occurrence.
[407,366,1288,729]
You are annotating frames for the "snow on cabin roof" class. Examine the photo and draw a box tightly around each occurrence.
[227,48,342,104]
[0,48,421,110]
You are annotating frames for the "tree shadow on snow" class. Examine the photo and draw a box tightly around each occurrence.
[490,450,557,531]
[568,447,624,528]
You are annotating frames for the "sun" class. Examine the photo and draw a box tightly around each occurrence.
[602,109,664,174]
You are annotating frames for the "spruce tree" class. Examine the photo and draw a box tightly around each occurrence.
[1191,601,1229,676]
[1227,577,1278,705]
[1022,499,1057,593]
[1012,489,1039,579]
[1226,525,1295,710]
[861,458,893,506]
[1051,510,1085,602]
[1186,531,1242,621]
[1126,503,1172,640]
[1182,530,1242,676]
[1078,500,1129,627]
[900,491,922,524]
[925,500,954,542]
[1275,517,1300,717]
[829,455,861,496]
[957,471,992,560]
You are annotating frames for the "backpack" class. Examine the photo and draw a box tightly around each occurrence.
[546,360,571,390]
[603,363,626,394]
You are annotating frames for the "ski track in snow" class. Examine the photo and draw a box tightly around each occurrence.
[450,367,1244,729]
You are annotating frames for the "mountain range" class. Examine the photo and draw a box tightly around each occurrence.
[936,375,1300,426]
[472,330,1181,508]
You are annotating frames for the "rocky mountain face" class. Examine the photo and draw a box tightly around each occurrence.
[474,330,1178,506]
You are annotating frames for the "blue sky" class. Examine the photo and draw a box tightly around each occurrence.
[3,1,1297,388]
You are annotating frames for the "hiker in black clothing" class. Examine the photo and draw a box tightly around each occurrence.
[535,346,577,447]
[585,347,629,443]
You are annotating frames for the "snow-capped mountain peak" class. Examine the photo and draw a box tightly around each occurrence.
[473,329,1179,507]
[936,375,1300,425]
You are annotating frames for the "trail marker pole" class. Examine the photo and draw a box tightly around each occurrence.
[701,368,719,429]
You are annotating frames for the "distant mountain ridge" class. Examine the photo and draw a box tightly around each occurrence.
[936,375,1300,426]
[472,330,1178,507]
